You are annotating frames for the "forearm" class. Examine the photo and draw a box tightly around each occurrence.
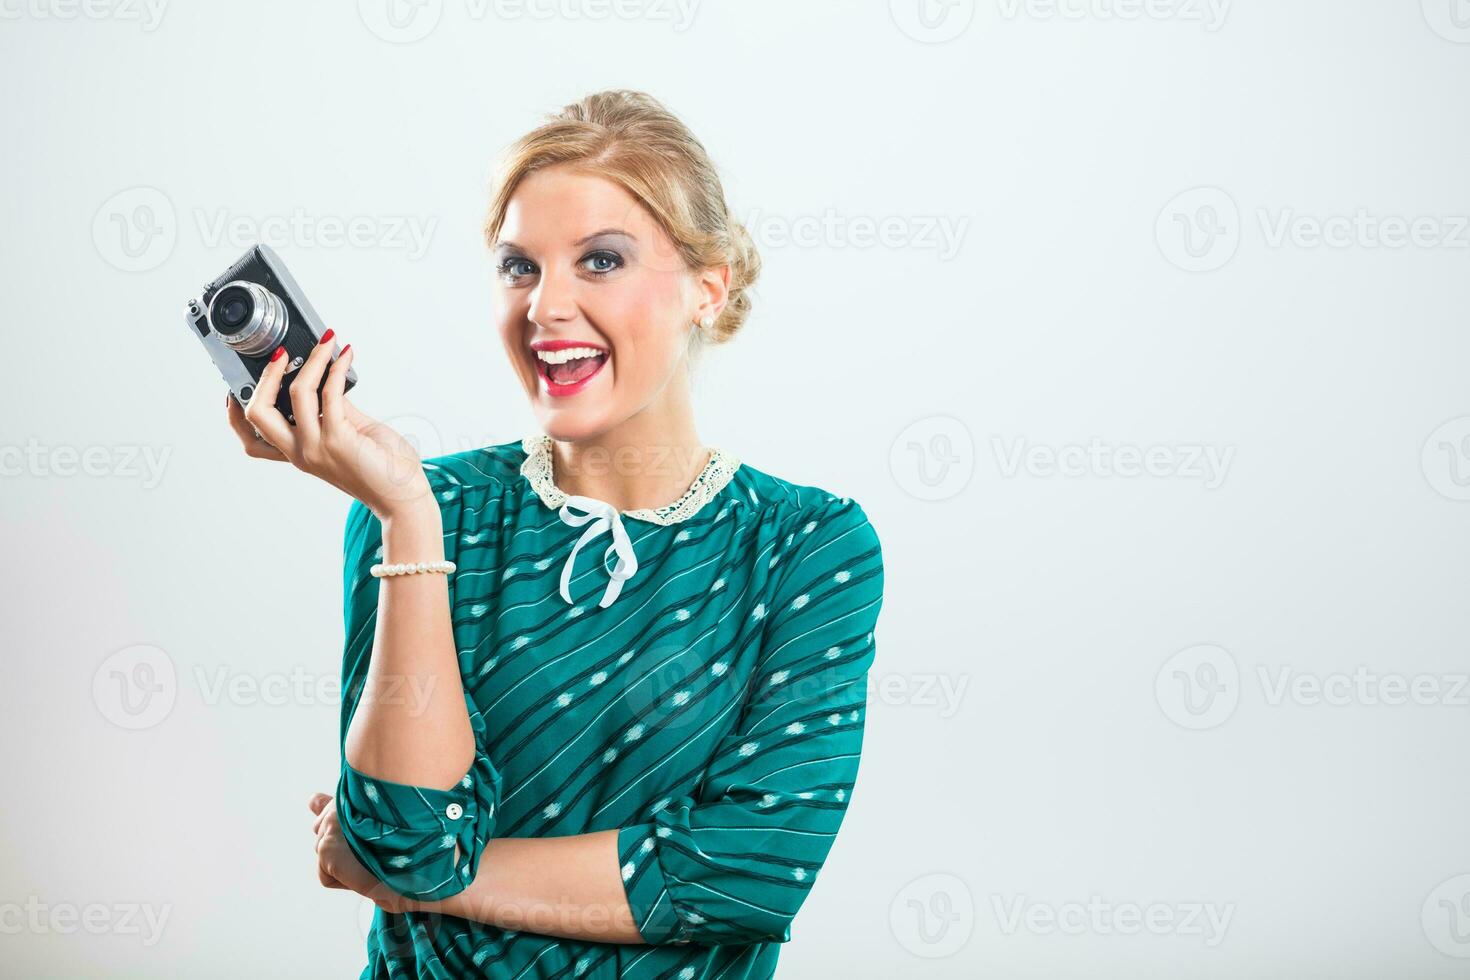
[343,495,475,791]
[404,830,644,944]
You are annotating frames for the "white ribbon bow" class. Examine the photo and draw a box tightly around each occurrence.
[557,495,639,608]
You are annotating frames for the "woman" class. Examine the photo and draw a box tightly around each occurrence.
[227,90,886,979]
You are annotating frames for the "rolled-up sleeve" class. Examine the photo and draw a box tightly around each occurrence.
[334,498,505,902]
[616,497,885,945]
[336,744,501,902]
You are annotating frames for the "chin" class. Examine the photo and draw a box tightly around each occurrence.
[533,408,615,445]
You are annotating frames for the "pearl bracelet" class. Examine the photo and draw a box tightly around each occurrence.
[370,560,456,578]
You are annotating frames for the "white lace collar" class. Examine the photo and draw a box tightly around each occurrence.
[519,433,741,526]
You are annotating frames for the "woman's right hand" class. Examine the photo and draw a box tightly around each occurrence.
[224,333,436,522]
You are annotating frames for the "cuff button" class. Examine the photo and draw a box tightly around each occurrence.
[445,803,463,820]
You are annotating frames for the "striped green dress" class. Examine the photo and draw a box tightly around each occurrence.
[335,434,886,979]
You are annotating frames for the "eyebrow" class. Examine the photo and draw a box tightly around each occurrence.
[495,228,635,252]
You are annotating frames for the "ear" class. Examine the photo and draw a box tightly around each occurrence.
[693,262,731,324]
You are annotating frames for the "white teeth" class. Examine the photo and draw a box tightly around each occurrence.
[535,346,606,365]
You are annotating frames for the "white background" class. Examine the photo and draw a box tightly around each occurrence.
[2,0,1469,976]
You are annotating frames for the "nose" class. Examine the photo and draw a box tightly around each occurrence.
[527,267,578,328]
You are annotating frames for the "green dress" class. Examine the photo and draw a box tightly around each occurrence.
[336,434,886,978]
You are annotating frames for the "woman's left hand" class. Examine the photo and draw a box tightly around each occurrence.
[309,792,414,914]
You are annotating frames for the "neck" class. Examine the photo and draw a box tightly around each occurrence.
[547,387,709,514]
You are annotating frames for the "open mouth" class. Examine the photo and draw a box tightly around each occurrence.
[533,344,610,396]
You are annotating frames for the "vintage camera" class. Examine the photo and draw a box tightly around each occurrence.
[183,244,356,424]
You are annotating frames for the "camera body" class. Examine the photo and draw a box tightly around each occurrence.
[183,244,356,425]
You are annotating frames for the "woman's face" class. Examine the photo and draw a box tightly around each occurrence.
[491,165,717,441]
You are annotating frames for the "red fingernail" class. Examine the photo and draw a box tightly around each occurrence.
[341,344,352,356]
[319,329,335,345]
[271,346,286,362]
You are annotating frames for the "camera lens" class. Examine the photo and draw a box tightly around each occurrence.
[213,287,253,333]
[207,280,289,356]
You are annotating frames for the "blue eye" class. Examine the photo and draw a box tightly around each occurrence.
[582,250,623,274]
[497,257,536,280]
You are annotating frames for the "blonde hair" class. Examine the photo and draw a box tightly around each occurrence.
[483,90,761,348]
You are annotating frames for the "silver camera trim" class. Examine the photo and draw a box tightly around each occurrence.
[207,280,290,356]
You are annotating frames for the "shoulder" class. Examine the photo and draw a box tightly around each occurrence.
[342,437,530,536]
[742,466,886,659]
[735,460,881,548]
[421,439,528,495]
[733,459,850,513]
[731,461,884,597]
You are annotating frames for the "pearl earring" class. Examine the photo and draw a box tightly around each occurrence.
[696,315,714,331]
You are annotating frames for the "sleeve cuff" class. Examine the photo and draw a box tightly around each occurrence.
[616,822,694,945]
[336,749,503,902]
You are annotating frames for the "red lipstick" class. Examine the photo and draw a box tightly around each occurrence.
[529,339,610,398]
